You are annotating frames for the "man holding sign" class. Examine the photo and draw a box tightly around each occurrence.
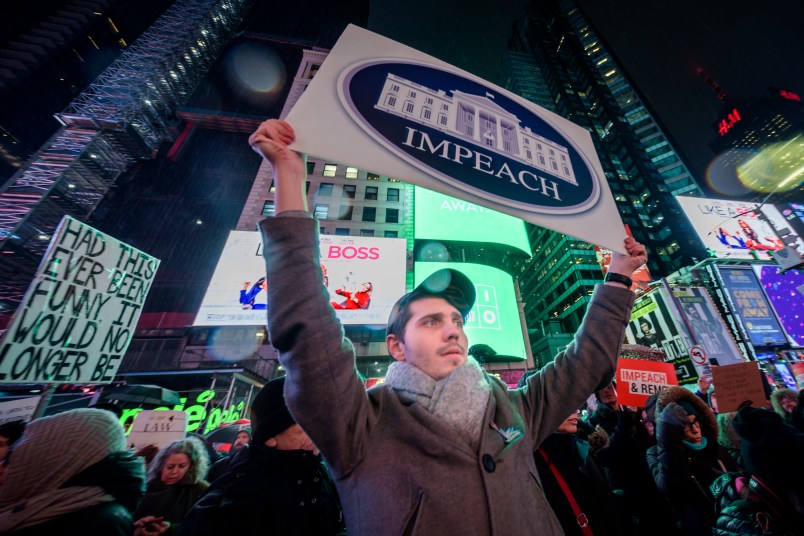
[252,119,646,535]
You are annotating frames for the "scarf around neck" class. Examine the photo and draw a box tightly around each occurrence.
[384,357,491,450]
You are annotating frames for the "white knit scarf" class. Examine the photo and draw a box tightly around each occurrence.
[384,357,491,450]
[0,409,125,532]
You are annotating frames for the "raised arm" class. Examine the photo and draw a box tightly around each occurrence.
[520,237,646,445]
[251,120,372,477]
[249,119,308,213]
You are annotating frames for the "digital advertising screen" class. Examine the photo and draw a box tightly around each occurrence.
[195,231,407,326]
[760,204,804,256]
[717,266,789,347]
[676,196,784,260]
[672,287,745,366]
[752,265,804,347]
[413,186,531,256]
[414,262,527,360]
[625,288,698,385]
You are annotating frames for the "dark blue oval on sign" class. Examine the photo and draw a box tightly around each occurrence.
[339,60,600,214]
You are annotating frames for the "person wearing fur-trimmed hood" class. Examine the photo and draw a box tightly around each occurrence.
[770,387,797,426]
[647,386,738,536]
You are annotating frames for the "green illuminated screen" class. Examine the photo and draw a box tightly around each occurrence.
[415,262,526,360]
[414,186,531,256]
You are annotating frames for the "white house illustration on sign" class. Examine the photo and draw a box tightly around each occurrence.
[374,73,578,186]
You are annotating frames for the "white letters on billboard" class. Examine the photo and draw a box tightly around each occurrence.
[285,25,626,253]
[676,196,784,260]
[195,231,407,326]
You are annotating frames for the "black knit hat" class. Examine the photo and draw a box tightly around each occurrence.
[733,406,804,490]
[594,380,617,401]
[250,376,295,445]
[386,269,475,334]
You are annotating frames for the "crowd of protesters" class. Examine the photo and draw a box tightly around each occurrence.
[0,119,802,535]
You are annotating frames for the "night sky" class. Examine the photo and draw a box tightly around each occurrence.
[578,0,804,191]
[369,0,804,195]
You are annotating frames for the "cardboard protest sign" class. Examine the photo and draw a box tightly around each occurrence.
[0,396,40,425]
[0,216,160,384]
[127,410,188,450]
[710,362,767,413]
[616,358,678,407]
[286,25,626,253]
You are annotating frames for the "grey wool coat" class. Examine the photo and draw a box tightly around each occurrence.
[261,214,635,536]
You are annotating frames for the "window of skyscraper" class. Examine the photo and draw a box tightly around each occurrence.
[269,180,276,193]
[338,205,353,220]
[262,201,275,217]
[362,207,376,222]
[346,167,359,179]
[385,208,399,223]
[306,161,316,175]
[318,182,334,196]
[335,228,350,236]
[387,188,400,202]
[360,229,375,237]
[314,204,329,219]
[365,186,378,200]
[342,185,356,198]
[323,164,337,177]
[384,230,398,238]
[367,172,380,181]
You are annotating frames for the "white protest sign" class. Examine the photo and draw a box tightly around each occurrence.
[0,216,160,384]
[0,396,41,425]
[127,410,188,450]
[286,25,626,253]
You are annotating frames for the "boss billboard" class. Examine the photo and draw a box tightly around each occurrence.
[195,231,407,326]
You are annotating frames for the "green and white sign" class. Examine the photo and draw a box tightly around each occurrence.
[0,216,160,384]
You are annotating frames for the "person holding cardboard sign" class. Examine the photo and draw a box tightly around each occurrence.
[250,118,647,535]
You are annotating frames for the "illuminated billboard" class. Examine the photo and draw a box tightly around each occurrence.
[195,231,407,326]
[415,262,526,360]
[676,196,783,260]
[753,265,804,347]
[672,287,745,366]
[414,186,531,256]
[717,266,789,347]
[624,288,698,385]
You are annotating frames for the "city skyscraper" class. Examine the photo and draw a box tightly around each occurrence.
[500,0,706,358]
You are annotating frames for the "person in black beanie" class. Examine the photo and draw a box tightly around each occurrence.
[732,407,804,515]
[178,376,345,536]
[710,406,804,535]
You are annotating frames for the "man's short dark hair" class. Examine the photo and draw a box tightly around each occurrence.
[640,318,652,329]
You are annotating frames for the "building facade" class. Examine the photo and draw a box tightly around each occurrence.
[500,0,706,349]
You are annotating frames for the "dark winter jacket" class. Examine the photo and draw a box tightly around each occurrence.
[134,479,209,530]
[535,433,622,536]
[711,472,800,536]
[10,451,145,536]
[587,402,618,435]
[647,386,738,536]
[178,443,345,536]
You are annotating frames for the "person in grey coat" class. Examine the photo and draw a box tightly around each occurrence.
[250,119,647,535]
